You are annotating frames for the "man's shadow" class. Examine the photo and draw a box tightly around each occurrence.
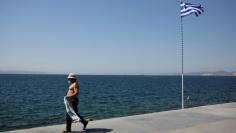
[72,128,113,133]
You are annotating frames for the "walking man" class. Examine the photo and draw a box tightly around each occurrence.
[63,73,88,133]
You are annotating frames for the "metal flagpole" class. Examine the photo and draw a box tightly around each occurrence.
[180,0,184,109]
[180,16,184,109]
[180,0,204,110]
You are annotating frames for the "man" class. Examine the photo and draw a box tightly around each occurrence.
[63,73,88,133]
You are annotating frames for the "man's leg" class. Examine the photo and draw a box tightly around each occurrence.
[66,113,72,132]
[72,100,88,129]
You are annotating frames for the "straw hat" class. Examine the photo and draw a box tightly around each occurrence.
[67,73,77,79]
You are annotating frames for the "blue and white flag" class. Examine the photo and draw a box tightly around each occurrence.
[180,2,204,17]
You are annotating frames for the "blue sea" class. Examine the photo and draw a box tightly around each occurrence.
[0,74,236,132]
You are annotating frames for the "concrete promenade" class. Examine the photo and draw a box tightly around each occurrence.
[2,102,236,133]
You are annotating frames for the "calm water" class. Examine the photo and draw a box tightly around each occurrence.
[0,74,236,132]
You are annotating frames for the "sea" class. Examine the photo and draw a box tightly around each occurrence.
[0,74,236,132]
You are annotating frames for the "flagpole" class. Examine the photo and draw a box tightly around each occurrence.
[180,0,184,109]
[180,14,184,109]
[179,0,204,110]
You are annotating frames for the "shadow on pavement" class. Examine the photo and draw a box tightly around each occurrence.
[72,128,113,133]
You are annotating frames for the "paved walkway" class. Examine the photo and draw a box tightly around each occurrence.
[2,102,236,133]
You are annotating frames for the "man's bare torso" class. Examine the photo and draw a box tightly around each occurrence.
[66,82,79,100]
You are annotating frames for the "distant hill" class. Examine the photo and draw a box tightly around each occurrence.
[186,71,236,76]
[1,70,236,76]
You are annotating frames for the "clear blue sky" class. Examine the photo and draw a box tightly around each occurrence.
[0,0,236,75]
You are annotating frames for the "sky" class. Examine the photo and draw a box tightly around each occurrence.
[0,0,236,75]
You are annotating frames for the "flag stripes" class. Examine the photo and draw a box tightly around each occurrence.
[180,2,204,17]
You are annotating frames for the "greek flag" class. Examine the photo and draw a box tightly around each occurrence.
[180,2,204,17]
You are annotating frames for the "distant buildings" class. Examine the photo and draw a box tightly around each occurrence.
[232,72,236,76]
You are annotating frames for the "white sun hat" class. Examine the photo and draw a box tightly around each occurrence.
[67,73,77,79]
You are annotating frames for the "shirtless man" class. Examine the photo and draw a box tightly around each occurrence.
[63,73,88,133]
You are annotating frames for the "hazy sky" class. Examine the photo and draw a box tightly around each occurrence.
[1,0,236,75]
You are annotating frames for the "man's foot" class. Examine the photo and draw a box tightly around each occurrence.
[83,120,88,130]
